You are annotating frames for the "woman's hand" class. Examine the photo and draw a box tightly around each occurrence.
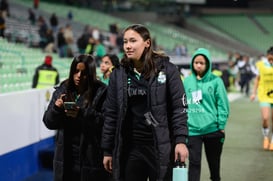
[103,156,113,173]
[250,93,256,102]
[55,94,65,107]
[175,143,188,163]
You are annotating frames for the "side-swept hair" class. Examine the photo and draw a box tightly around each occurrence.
[121,24,166,79]
[65,54,101,106]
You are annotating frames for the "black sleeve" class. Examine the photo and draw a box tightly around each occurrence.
[166,62,188,144]
[43,87,66,130]
[82,85,107,141]
[101,69,120,155]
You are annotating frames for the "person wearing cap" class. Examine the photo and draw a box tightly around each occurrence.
[32,55,60,89]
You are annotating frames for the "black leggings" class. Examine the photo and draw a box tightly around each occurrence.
[187,131,225,181]
[124,145,157,181]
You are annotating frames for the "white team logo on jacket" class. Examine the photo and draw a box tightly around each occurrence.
[158,71,166,84]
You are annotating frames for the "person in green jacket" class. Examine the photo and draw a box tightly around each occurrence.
[183,48,229,181]
[99,53,120,85]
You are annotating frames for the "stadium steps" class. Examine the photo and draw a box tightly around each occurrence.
[185,16,262,56]
[11,0,226,57]
[201,14,273,53]
[0,37,71,93]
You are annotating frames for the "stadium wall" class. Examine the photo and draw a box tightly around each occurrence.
[0,89,55,181]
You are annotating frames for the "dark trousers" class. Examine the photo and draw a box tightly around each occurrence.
[0,29,4,37]
[124,145,157,181]
[187,131,225,181]
[239,75,251,95]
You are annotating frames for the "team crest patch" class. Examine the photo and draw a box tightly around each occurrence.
[158,71,166,84]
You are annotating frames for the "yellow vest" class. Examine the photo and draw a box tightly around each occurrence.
[36,70,58,89]
[256,61,273,103]
[212,69,223,77]
[180,74,184,81]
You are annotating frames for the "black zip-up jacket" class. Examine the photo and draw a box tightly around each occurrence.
[43,81,110,181]
[101,57,188,181]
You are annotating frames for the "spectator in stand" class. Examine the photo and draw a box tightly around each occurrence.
[174,44,188,57]
[92,27,101,42]
[28,8,36,25]
[0,10,5,38]
[49,13,59,34]
[0,0,9,18]
[85,36,96,55]
[94,38,106,66]
[57,26,67,58]
[109,23,118,35]
[64,23,75,57]
[44,29,55,53]
[32,55,60,89]
[99,53,119,85]
[174,44,182,56]
[67,10,73,21]
[77,25,92,54]
[115,30,124,58]
[152,37,157,51]
[37,15,48,49]
[33,0,39,9]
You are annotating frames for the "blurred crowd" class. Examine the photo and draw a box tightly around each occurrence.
[0,0,125,65]
[210,51,261,94]
[0,0,264,96]
[31,11,124,63]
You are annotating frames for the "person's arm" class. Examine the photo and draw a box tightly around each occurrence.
[250,75,260,101]
[101,69,119,172]
[43,87,66,130]
[215,78,230,131]
[103,156,113,173]
[167,63,188,142]
[166,62,188,162]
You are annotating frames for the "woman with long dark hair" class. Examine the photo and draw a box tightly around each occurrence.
[101,24,188,181]
[43,54,111,181]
